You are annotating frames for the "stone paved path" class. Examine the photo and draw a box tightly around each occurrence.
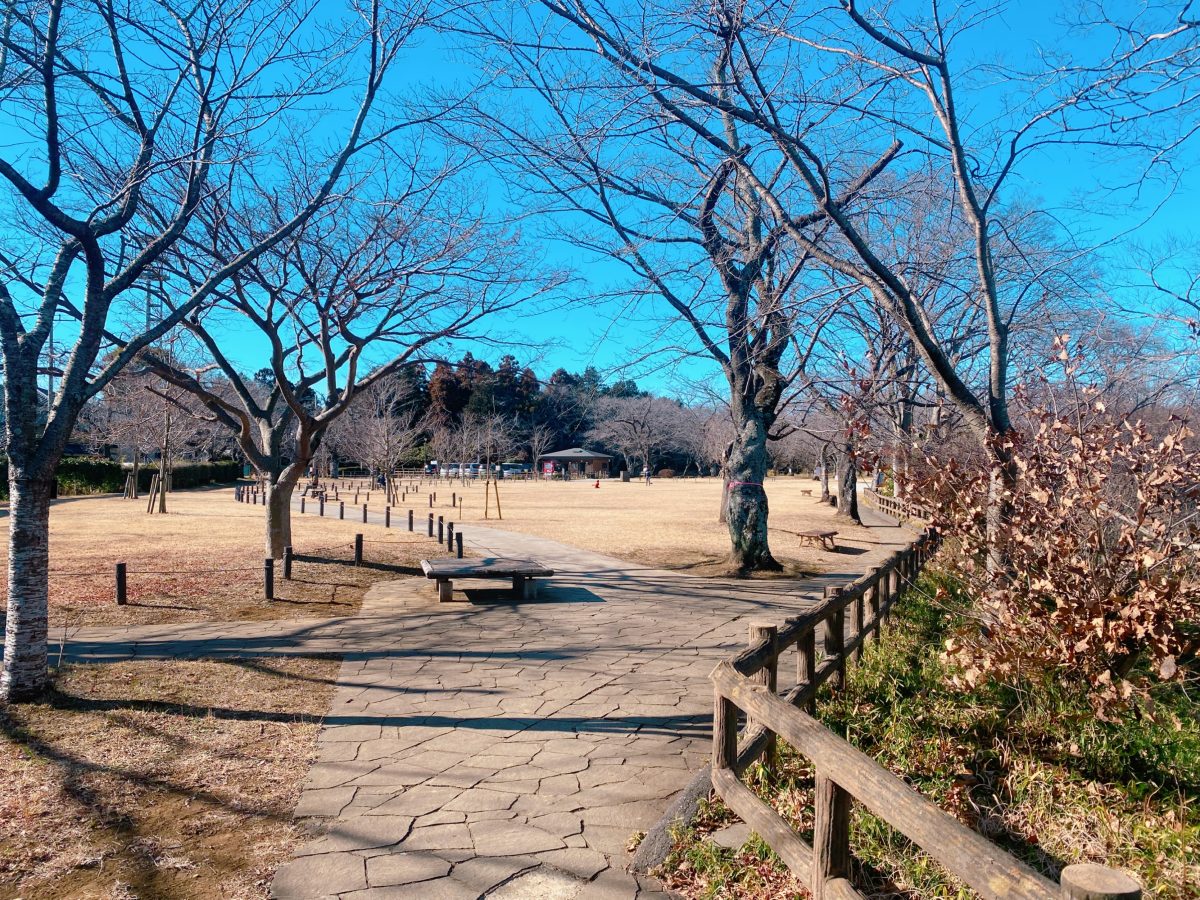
[50,502,912,899]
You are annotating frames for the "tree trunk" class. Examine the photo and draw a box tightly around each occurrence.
[1,475,54,701]
[265,465,303,559]
[835,440,861,524]
[725,410,781,573]
[819,444,831,502]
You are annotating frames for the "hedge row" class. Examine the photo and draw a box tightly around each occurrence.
[0,458,241,499]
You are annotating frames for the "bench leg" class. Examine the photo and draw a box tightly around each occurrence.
[512,575,528,600]
[438,579,453,603]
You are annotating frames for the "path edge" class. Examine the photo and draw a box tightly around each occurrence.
[630,764,713,874]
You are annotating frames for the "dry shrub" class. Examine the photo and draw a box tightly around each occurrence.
[924,378,1200,713]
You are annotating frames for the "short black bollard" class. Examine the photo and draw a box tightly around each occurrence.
[427,513,433,537]
[385,505,391,528]
[339,501,345,520]
[452,491,456,506]
[447,522,454,551]
[408,509,414,531]
[362,503,368,523]
[300,497,306,514]
[264,557,274,600]
[319,496,325,516]
[354,533,363,566]
[437,515,444,544]
[428,494,433,508]
[115,562,127,605]
[283,545,293,580]
[455,531,463,559]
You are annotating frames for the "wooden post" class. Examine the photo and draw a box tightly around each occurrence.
[300,497,306,514]
[437,515,444,544]
[852,587,865,664]
[447,521,454,551]
[750,622,779,772]
[115,563,127,606]
[824,587,846,692]
[408,509,414,531]
[813,773,851,900]
[283,546,293,580]
[385,505,391,528]
[354,533,363,566]
[362,503,368,523]
[264,557,274,601]
[452,491,456,507]
[867,567,882,643]
[339,500,345,520]
[455,531,463,559]
[712,691,738,772]
[319,496,325,516]
[427,513,433,537]
[1060,864,1141,900]
[428,494,433,508]
[797,626,817,714]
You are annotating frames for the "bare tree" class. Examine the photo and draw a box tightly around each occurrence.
[588,395,678,480]
[0,0,405,699]
[528,424,555,476]
[325,372,424,479]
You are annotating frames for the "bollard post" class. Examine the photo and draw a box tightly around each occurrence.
[115,562,127,605]
[300,497,306,514]
[437,515,444,544]
[427,513,434,537]
[452,491,456,507]
[447,521,454,551]
[408,509,414,531]
[319,496,325,516]
[264,557,274,600]
[428,494,433,509]
[339,501,345,520]
[362,503,368,523]
[354,533,363,566]
[385,506,391,528]
[283,546,293,580]
[455,530,463,559]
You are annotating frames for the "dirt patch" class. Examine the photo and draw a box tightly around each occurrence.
[0,655,339,899]
[0,486,431,627]
[420,475,886,575]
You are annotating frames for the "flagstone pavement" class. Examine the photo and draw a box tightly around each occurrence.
[54,502,912,898]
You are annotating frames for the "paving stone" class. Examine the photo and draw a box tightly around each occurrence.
[468,821,565,857]
[366,850,452,886]
[271,853,366,897]
[487,867,588,899]
[400,823,474,852]
[293,816,412,856]
[293,787,356,819]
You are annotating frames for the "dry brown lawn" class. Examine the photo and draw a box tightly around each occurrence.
[400,474,874,576]
[0,655,339,900]
[2,486,431,628]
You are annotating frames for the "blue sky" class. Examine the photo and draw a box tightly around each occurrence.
[9,0,1196,401]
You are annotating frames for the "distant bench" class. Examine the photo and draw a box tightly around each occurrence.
[797,529,838,551]
[421,558,556,603]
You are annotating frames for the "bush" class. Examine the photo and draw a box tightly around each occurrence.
[0,458,241,499]
[656,468,675,478]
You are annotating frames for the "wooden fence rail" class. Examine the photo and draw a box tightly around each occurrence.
[709,526,1142,900]
[861,487,930,524]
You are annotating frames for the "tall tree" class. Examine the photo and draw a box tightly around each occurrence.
[0,0,402,700]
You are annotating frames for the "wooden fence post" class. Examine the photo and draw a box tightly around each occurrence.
[867,567,882,643]
[264,558,274,600]
[455,531,463,559]
[447,522,454,552]
[385,506,391,528]
[300,497,306,514]
[437,515,444,544]
[713,691,738,772]
[319,496,325,517]
[408,509,414,532]
[813,773,851,900]
[283,546,293,580]
[362,503,368,523]
[851,587,865,664]
[797,625,817,714]
[823,587,845,692]
[1060,864,1141,900]
[749,622,779,772]
[427,513,433,537]
[115,563,127,605]
[354,534,363,566]
[339,501,345,520]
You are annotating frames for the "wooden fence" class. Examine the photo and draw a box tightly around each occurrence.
[861,487,929,524]
[709,526,1142,900]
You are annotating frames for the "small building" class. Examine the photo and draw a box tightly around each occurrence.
[537,447,613,478]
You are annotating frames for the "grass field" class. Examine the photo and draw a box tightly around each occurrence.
[0,486,432,628]
[396,474,868,576]
[0,655,339,899]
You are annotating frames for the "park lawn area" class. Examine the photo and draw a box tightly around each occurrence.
[0,654,340,900]
[655,570,1200,899]
[0,486,432,628]
[427,475,871,576]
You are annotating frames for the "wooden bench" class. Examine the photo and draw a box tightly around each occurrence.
[798,529,838,551]
[800,488,813,496]
[420,558,555,603]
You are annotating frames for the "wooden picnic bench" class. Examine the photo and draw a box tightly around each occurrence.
[797,529,838,551]
[800,488,813,496]
[421,557,556,603]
